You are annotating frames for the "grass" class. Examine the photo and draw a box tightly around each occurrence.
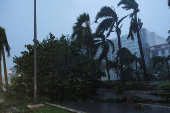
[150,80,170,87]
[0,93,70,113]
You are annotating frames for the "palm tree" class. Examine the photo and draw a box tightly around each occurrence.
[152,55,170,82]
[132,52,140,84]
[166,30,170,44]
[93,34,115,81]
[118,0,149,82]
[95,6,129,83]
[72,13,94,58]
[0,27,10,90]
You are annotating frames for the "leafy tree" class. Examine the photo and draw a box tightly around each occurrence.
[152,55,170,82]
[93,34,115,82]
[72,13,94,58]
[169,0,170,7]
[5,33,102,101]
[118,0,149,82]
[116,47,135,81]
[95,6,129,83]
[0,27,10,91]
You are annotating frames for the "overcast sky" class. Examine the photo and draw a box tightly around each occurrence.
[0,0,170,71]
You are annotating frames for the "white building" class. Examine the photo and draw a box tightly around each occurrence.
[150,43,170,58]
[96,28,166,81]
[96,28,166,61]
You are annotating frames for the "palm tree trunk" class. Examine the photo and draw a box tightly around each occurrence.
[135,60,140,84]
[137,30,149,82]
[166,61,170,83]
[2,46,8,86]
[116,31,124,83]
[105,56,110,82]
[0,55,3,93]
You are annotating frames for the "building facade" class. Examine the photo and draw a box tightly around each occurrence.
[95,28,167,81]
[150,43,170,58]
[95,28,166,61]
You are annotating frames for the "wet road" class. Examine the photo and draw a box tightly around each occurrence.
[60,91,170,113]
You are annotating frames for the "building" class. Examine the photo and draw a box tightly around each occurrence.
[95,28,166,61]
[150,43,170,58]
[95,28,166,81]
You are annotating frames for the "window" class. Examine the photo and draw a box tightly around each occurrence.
[132,48,136,51]
[161,50,165,54]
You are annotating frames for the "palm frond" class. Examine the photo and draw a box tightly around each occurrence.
[72,13,90,39]
[74,13,90,28]
[118,0,139,11]
[107,39,115,53]
[98,43,109,62]
[3,33,10,56]
[95,6,117,23]
[127,20,134,41]
[92,42,102,58]
[0,27,10,57]
[118,14,129,25]
[96,18,115,34]
[106,22,115,37]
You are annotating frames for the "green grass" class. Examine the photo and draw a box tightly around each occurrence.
[0,93,70,113]
[150,80,170,87]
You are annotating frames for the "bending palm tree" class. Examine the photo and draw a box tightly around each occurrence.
[152,55,170,83]
[0,27,10,90]
[95,6,129,83]
[93,34,115,81]
[118,0,149,82]
[72,13,94,58]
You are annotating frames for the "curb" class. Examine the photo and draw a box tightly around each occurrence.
[45,102,86,113]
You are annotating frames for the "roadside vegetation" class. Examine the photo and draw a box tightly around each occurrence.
[0,0,170,112]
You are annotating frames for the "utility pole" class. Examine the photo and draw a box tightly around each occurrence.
[34,0,37,104]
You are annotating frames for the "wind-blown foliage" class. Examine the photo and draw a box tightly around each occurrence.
[118,0,149,82]
[5,33,102,101]
[72,13,94,58]
[152,55,170,82]
[93,33,115,81]
[116,47,137,81]
[0,27,10,90]
[95,6,129,83]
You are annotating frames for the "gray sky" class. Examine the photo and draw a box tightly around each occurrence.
[0,0,170,70]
